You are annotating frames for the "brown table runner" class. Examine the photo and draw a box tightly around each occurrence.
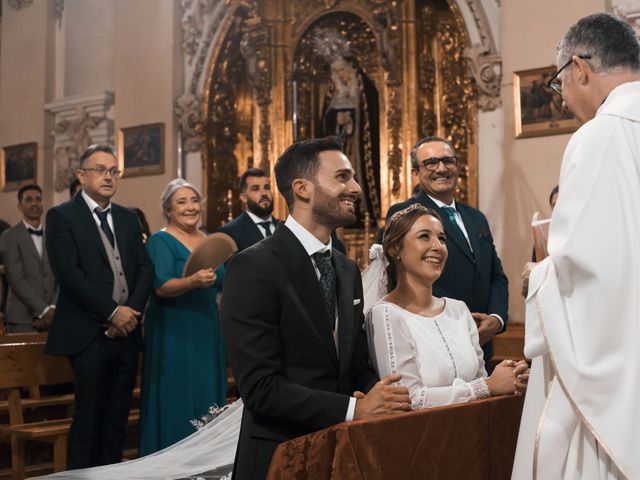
[268,395,524,480]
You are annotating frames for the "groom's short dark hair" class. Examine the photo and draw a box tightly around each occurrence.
[275,137,343,208]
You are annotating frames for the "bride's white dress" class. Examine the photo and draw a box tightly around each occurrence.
[35,400,244,480]
[366,299,490,408]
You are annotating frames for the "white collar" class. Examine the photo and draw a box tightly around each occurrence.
[81,189,112,213]
[427,194,457,211]
[246,210,273,225]
[284,215,332,257]
[22,219,42,231]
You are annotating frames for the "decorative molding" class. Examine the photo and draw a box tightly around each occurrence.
[54,0,64,25]
[464,43,502,111]
[177,0,230,153]
[44,91,115,192]
[613,0,640,37]
[7,0,34,11]
[174,93,205,153]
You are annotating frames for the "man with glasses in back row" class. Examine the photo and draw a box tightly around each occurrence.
[385,136,508,368]
[45,144,152,469]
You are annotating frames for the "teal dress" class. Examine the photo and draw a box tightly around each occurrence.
[139,231,227,455]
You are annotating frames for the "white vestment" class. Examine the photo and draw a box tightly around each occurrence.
[512,81,640,480]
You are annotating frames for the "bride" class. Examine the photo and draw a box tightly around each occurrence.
[363,203,529,408]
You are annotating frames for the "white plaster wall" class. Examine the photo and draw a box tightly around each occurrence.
[0,0,55,225]
[112,0,182,233]
[64,0,116,96]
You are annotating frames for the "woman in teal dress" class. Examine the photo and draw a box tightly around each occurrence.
[139,179,227,455]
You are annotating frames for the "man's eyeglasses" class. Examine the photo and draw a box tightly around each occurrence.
[547,54,591,96]
[419,156,458,171]
[82,167,122,178]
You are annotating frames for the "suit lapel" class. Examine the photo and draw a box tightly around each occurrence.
[417,192,474,262]
[333,251,354,374]
[74,194,109,263]
[270,226,339,368]
[16,222,43,265]
[457,205,480,257]
[239,211,265,245]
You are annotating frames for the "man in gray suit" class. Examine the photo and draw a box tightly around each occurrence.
[0,184,57,332]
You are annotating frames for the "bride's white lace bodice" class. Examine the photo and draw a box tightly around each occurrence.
[366,299,489,409]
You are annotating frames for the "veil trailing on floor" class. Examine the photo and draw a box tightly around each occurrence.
[35,400,244,480]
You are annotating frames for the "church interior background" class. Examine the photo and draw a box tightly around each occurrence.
[0,0,638,322]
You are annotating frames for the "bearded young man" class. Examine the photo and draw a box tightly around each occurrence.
[515,13,640,479]
[221,138,411,480]
[217,168,282,251]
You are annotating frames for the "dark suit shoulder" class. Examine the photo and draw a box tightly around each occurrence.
[457,202,490,227]
[386,197,419,219]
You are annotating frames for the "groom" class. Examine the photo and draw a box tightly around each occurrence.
[221,138,411,480]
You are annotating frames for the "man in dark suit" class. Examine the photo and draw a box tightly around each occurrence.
[221,138,411,480]
[386,136,508,364]
[0,184,57,332]
[45,144,153,469]
[218,168,282,251]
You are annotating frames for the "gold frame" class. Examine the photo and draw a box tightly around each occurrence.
[118,123,165,177]
[513,66,577,138]
[0,142,38,192]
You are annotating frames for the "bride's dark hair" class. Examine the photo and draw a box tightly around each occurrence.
[382,204,443,291]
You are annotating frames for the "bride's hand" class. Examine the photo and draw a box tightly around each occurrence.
[486,359,518,396]
[513,360,530,396]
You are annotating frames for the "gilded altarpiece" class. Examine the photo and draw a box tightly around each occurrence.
[202,0,479,264]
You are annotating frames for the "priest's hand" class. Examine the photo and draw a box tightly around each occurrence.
[353,374,412,419]
[521,262,537,298]
[473,313,501,346]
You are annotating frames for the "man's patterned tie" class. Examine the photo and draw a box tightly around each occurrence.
[313,251,336,330]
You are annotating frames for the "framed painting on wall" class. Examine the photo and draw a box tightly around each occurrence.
[0,142,38,192]
[513,66,578,138]
[119,123,165,177]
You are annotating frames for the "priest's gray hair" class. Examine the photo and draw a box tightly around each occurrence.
[557,13,640,72]
[160,178,203,220]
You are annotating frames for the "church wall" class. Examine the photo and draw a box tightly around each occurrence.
[0,0,54,225]
[498,0,606,323]
[111,0,182,233]
[0,0,182,233]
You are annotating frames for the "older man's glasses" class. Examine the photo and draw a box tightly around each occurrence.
[547,54,591,96]
[419,156,458,171]
[82,167,122,178]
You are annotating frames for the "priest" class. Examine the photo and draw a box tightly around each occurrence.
[514,13,640,479]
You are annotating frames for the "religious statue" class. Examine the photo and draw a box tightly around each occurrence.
[313,28,381,226]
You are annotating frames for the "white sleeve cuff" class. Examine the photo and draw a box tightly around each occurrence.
[490,314,505,332]
[37,305,55,319]
[345,397,357,421]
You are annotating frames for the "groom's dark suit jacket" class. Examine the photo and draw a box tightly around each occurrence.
[386,190,509,361]
[221,225,378,480]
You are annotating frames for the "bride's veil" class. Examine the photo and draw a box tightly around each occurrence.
[35,400,244,480]
[361,244,390,315]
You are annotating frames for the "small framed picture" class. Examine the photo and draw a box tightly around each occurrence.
[118,123,165,177]
[0,142,38,191]
[513,66,578,138]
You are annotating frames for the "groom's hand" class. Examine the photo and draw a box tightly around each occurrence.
[353,374,412,419]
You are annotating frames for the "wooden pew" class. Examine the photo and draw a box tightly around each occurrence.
[0,337,140,478]
[0,337,73,478]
